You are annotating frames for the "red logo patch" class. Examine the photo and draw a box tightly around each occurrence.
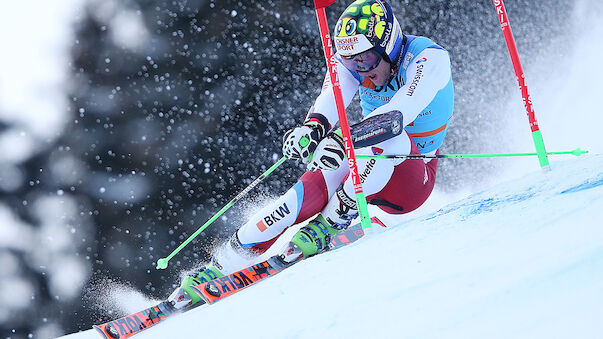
[256,221,267,232]
[371,147,384,155]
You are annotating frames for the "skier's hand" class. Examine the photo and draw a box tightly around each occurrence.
[307,132,346,171]
[282,121,327,163]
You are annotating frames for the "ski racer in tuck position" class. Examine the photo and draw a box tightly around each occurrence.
[176,0,454,304]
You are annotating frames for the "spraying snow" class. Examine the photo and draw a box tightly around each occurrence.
[60,0,603,337]
[62,155,603,339]
[0,0,595,337]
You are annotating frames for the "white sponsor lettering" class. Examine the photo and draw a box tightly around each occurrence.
[380,23,393,48]
[493,0,507,26]
[353,128,386,142]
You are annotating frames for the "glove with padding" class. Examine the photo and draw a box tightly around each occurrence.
[307,131,346,171]
[282,120,328,163]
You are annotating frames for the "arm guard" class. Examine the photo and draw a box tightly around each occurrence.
[350,110,404,148]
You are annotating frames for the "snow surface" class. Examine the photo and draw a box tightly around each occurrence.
[61,155,603,339]
[60,0,603,338]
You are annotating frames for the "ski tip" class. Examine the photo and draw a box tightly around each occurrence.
[93,325,111,339]
[370,216,387,228]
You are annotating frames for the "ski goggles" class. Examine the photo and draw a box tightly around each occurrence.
[339,49,383,73]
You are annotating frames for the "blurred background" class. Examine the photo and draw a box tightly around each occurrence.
[0,0,593,337]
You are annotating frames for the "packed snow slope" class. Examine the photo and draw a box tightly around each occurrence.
[63,155,603,339]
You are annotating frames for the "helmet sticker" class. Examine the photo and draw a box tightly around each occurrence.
[371,3,385,16]
[374,21,386,39]
[336,17,357,37]
[336,0,386,39]
[345,19,357,36]
[380,22,393,47]
[334,0,402,59]
[365,16,376,38]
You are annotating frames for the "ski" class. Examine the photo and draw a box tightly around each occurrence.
[195,216,386,304]
[93,216,386,338]
[190,253,290,304]
[93,302,176,339]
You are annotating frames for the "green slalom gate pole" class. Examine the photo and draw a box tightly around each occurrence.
[156,156,287,269]
[356,148,588,160]
[313,0,373,230]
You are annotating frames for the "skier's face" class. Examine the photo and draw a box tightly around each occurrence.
[357,57,391,86]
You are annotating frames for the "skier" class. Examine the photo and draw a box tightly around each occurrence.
[178,0,454,302]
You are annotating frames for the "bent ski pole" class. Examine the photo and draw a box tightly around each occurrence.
[356,148,588,160]
[314,0,373,230]
[156,156,287,269]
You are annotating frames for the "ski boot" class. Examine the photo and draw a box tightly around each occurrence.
[167,264,224,309]
[290,188,359,258]
[182,265,224,301]
[168,233,256,309]
[290,214,347,258]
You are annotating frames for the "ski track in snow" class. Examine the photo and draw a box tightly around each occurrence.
[61,0,603,338]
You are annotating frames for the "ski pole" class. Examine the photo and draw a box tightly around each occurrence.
[314,0,373,230]
[493,0,550,170]
[156,156,288,269]
[356,148,588,160]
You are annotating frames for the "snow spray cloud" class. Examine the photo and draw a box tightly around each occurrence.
[85,277,161,319]
[500,0,603,179]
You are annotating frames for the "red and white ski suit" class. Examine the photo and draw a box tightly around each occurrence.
[236,35,454,254]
